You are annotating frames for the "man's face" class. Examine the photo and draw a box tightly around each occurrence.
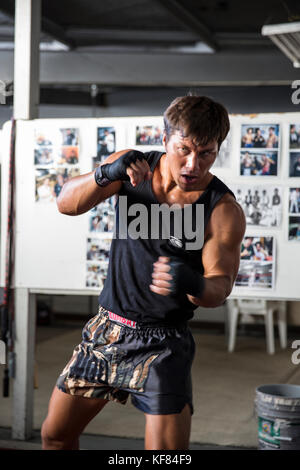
[245,238,253,247]
[163,131,218,191]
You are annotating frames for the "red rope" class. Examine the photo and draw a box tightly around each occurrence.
[1,118,16,396]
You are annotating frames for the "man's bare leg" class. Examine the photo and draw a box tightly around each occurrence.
[41,386,109,450]
[144,403,192,450]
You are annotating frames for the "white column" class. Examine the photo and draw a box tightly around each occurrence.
[13,0,41,119]
[12,289,36,439]
[12,0,41,439]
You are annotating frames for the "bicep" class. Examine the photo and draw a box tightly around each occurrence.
[201,201,246,286]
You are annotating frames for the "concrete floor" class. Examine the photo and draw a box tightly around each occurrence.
[0,426,253,450]
[0,320,299,450]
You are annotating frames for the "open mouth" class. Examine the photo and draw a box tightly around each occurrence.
[181,175,198,184]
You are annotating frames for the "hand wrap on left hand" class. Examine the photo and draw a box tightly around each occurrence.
[168,257,205,298]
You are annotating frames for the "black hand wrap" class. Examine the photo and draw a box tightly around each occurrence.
[168,257,205,299]
[94,150,145,187]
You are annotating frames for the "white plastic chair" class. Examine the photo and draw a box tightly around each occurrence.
[226,299,287,355]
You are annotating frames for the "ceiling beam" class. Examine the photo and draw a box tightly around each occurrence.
[41,17,76,50]
[0,2,75,50]
[154,0,219,52]
[65,28,199,46]
[1,49,297,86]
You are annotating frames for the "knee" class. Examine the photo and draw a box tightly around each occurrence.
[41,419,75,450]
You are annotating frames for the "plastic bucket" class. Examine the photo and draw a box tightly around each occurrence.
[255,384,300,450]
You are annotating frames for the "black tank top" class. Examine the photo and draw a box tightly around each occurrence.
[98,151,235,325]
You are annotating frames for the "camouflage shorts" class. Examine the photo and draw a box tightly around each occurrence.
[56,305,195,415]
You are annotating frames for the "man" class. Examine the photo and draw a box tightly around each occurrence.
[244,189,253,217]
[292,155,300,177]
[241,151,253,175]
[253,128,265,148]
[266,126,278,148]
[37,176,54,203]
[271,188,281,226]
[41,96,245,450]
[240,237,254,260]
[53,173,65,199]
[241,127,254,147]
[253,242,268,261]
[290,188,299,214]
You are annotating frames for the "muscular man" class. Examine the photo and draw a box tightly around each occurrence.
[41,96,245,450]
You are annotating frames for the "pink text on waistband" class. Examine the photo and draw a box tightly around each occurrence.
[108,311,136,329]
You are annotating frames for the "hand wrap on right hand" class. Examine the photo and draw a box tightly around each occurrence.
[94,150,145,187]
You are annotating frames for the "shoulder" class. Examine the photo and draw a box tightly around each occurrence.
[208,193,246,243]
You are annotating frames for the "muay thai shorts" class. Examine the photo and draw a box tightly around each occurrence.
[56,305,195,415]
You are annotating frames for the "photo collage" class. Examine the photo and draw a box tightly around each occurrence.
[35,127,80,203]
[236,236,275,289]
[234,121,300,291]
[240,124,279,176]
[33,119,300,292]
[86,126,117,288]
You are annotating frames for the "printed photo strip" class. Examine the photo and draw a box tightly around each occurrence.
[86,261,108,289]
[135,125,164,146]
[289,152,300,177]
[89,197,115,233]
[240,150,278,176]
[232,185,282,227]
[235,236,275,289]
[290,124,300,150]
[241,124,279,149]
[35,167,80,202]
[86,237,112,263]
[34,127,80,202]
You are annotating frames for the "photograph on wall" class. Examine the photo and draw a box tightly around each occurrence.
[35,167,80,202]
[35,168,57,203]
[290,124,300,149]
[213,130,232,168]
[57,146,79,165]
[136,125,164,146]
[288,216,300,241]
[97,127,116,159]
[53,168,80,199]
[86,261,108,289]
[34,147,54,166]
[289,188,300,214]
[241,124,279,149]
[89,197,115,233]
[289,152,300,177]
[92,154,110,170]
[86,237,112,262]
[235,236,275,289]
[34,129,54,147]
[240,150,278,176]
[60,128,79,146]
[232,185,282,227]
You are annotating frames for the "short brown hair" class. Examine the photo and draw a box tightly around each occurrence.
[163,95,230,149]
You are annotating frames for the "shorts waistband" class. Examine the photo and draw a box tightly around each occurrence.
[98,305,188,330]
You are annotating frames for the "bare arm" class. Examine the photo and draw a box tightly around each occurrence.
[187,195,246,307]
[57,149,152,216]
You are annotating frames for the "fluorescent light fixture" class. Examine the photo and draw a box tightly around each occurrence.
[262,22,300,68]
